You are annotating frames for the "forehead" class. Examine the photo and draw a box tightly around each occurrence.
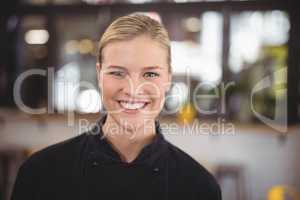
[102,35,168,70]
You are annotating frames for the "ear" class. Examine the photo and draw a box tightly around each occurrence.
[96,62,101,73]
[166,73,172,92]
[164,73,172,92]
[96,62,102,87]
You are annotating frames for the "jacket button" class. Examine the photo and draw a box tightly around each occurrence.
[153,167,160,173]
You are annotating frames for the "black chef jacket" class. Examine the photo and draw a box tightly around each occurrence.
[11,114,222,200]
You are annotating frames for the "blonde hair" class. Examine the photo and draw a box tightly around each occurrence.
[97,13,172,73]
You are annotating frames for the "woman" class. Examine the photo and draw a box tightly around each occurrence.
[11,14,222,200]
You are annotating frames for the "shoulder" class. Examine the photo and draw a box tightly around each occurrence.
[166,141,222,199]
[166,141,214,178]
[20,133,89,172]
[12,133,90,200]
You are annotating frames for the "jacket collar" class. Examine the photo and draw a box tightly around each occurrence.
[87,114,168,169]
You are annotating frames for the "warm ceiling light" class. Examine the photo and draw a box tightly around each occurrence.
[25,29,49,45]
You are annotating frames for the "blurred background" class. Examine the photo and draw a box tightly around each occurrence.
[0,0,299,200]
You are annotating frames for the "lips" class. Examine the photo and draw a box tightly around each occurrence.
[117,100,150,111]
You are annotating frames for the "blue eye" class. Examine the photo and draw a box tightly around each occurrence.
[144,72,160,78]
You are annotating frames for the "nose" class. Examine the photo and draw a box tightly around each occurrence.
[122,74,145,97]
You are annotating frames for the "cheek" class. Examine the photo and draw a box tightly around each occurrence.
[100,76,120,100]
[146,79,168,102]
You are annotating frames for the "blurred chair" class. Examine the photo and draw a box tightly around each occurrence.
[215,164,247,200]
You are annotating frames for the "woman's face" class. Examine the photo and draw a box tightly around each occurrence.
[96,35,171,131]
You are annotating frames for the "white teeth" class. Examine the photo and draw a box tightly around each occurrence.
[119,101,147,110]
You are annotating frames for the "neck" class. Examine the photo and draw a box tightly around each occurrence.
[102,114,156,163]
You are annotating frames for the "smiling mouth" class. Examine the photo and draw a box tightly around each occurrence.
[117,100,150,110]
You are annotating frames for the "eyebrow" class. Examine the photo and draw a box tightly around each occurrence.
[107,65,126,70]
[143,66,163,70]
[107,65,163,70]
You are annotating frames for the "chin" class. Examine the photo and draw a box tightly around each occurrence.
[119,117,145,131]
